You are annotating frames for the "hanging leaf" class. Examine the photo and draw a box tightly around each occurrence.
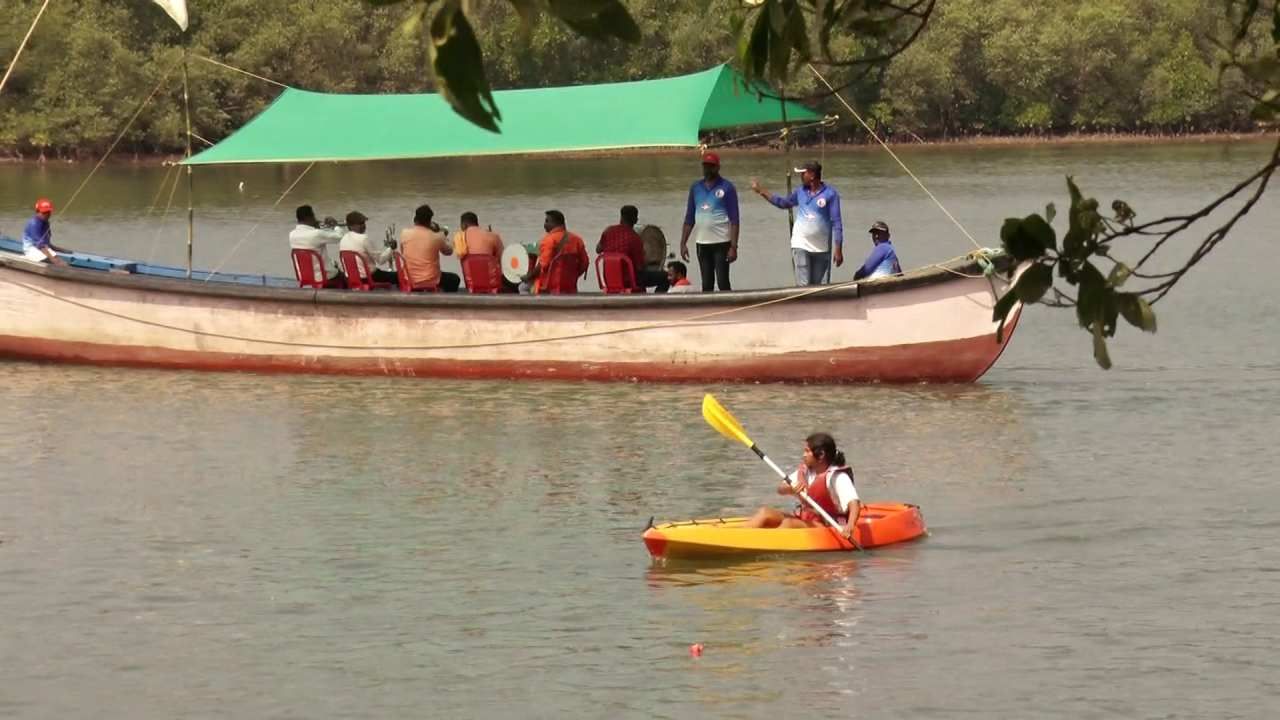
[1013,262,1054,304]
[999,215,1055,261]
[1092,320,1113,370]
[548,0,641,42]
[1045,202,1056,224]
[992,288,1019,343]
[428,2,502,133]
[1108,261,1132,287]
[1117,293,1158,333]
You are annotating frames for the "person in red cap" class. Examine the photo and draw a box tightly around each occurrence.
[679,151,740,292]
[21,198,71,266]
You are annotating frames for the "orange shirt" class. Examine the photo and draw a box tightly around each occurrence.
[535,228,589,294]
[453,226,504,258]
[400,225,450,289]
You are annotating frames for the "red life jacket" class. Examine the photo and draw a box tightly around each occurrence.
[795,464,854,523]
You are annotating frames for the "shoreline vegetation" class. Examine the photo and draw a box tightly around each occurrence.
[2,0,1275,160]
[1,130,1273,165]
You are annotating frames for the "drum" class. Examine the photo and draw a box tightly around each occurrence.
[639,224,668,271]
[501,243,531,284]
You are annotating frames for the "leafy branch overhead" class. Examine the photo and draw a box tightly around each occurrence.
[367,0,640,131]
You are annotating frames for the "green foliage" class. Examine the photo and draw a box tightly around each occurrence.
[1,0,1276,154]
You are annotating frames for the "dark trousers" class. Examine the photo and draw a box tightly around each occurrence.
[637,268,670,293]
[696,242,732,292]
[440,271,461,292]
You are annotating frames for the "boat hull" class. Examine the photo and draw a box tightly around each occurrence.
[642,503,927,559]
[0,253,1023,383]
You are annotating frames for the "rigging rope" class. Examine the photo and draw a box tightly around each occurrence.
[191,54,290,89]
[61,59,182,215]
[807,63,982,251]
[145,164,184,265]
[0,0,50,96]
[202,162,317,282]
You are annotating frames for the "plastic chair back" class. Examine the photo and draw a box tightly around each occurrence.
[544,254,582,295]
[461,254,502,294]
[291,248,327,289]
[595,252,638,294]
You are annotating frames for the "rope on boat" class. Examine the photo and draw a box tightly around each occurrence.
[191,54,290,89]
[807,64,983,251]
[0,253,997,352]
[61,59,182,216]
[145,163,184,265]
[201,162,317,283]
[0,0,51,96]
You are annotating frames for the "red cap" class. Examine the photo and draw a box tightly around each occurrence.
[700,151,720,166]
[35,198,54,214]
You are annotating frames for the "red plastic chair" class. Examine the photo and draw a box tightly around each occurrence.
[291,248,327,289]
[339,250,392,291]
[544,254,583,295]
[594,252,639,294]
[393,251,437,293]
[461,254,503,294]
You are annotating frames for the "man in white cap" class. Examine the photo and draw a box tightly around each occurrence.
[853,220,903,280]
[751,160,843,286]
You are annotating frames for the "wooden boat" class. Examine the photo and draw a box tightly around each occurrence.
[642,502,927,559]
[0,244,1023,382]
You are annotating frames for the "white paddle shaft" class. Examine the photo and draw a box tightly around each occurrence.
[761,451,849,540]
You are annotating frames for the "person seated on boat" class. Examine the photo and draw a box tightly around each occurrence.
[400,204,460,292]
[289,204,345,288]
[453,211,505,258]
[525,209,589,295]
[853,221,903,281]
[339,210,398,287]
[666,260,696,293]
[741,432,861,540]
[597,205,669,293]
[22,198,72,266]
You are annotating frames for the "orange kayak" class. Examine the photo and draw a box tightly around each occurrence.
[643,502,926,559]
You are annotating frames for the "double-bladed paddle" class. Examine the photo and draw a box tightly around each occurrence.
[701,394,859,551]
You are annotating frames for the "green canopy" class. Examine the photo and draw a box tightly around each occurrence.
[184,65,821,166]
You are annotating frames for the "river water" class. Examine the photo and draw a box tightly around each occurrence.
[1,140,1278,718]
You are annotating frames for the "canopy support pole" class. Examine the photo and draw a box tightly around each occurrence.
[0,0,51,97]
[780,89,795,234]
[182,45,195,278]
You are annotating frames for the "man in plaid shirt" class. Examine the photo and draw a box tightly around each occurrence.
[596,205,670,292]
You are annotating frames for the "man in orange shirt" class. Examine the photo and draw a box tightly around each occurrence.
[453,211,504,258]
[527,209,589,294]
[399,204,459,291]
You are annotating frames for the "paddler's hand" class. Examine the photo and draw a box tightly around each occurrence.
[834,245,844,267]
[776,480,794,496]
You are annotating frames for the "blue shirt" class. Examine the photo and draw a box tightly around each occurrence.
[22,215,51,250]
[769,183,843,253]
[854,240,902,280]
[683,176,740,245]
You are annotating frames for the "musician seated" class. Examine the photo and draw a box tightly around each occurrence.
[400,204,459,291]
[526,210,588,294]
[339,211,398,286]
[597,205,669,293]
[289,204,346,288]
[666,260,696,293]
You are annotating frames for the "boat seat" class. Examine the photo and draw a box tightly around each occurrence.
[595,252,640,294]
[392,251,437,292]
[339,250,392,291]
[543,254,582,294]
[291,248,328,289]
[461,254,502,294]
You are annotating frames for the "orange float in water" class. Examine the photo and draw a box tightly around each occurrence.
[643,502,926,560]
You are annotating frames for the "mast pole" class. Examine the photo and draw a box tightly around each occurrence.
[0,0,51,96]
[182,45,194,278]
[780,89,794,233]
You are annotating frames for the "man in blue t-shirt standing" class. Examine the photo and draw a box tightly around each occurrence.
[21,198,71,266]
[751,160,844,286]
[679,151,740,292]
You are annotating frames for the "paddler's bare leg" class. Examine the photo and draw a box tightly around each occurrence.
[742,507,812,529]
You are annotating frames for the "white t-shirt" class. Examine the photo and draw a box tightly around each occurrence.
[288,224,344,278]
[788,466,859,514]
[339,231,393,274]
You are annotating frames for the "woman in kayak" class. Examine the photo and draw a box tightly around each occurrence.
[742,432,862,539]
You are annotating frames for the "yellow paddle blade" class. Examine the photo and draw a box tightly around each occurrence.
[702,394,754,448]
